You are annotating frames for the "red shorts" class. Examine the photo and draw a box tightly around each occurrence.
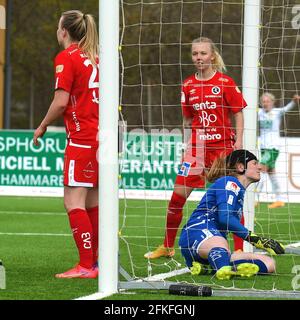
[175,143,233,188]
[64,140,98,188]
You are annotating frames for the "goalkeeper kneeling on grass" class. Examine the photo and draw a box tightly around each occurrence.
[179,149,285,280]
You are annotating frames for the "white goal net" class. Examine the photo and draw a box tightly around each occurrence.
[117,0,300,297]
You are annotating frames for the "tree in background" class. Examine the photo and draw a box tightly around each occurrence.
[9,0,300,136]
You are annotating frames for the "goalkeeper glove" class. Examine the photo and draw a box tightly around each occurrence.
[247,232,285,255]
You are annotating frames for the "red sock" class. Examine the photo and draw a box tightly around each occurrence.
[68,208,93,269]
[233,214,245,251]
[87,206,98,265]
[163,192,187,248]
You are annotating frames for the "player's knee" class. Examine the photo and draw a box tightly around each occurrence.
[64,200,78,213]
[63,200,69,212]
[64,199,72,212]
[64,196,86,213]
[262,255,276,273]
[267,258,276,273]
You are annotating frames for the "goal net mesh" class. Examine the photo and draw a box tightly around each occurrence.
[118,0,300,295]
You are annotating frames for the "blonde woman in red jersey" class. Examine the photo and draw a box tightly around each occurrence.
[145,37,246,259]
[33,10,99,278]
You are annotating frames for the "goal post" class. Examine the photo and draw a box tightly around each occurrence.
[242,0,260,252]
[93,0,300,300]
[98,0,119,297]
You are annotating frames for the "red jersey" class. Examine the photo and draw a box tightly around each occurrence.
[54,44,99,145]
[181,71,247,146]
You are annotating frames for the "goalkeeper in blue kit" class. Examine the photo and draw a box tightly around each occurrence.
[179,149,285,280]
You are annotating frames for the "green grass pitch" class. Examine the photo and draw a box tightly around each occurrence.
[0,196,299,300]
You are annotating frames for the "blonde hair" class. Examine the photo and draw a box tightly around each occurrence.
[260,92,275,105]
[61,10,99,65]
[206,152,239,183]
[192,37,226,72]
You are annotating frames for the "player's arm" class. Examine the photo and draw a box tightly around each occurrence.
[223,77,246,150]
[217,202,249,239]
[181,84,193,150]
[33,89,69,146]
[182,116,193,148]
[292,94,300,104]
[216,183,249,238]
[281,94,300,113]
[233,110,244,150]
[216,184,285,255]
[218,203,285,255]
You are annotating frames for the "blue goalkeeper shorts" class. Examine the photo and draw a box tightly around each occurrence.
[179,225,224,268]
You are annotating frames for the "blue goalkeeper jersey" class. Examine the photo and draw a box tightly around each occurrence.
[183,176,249,239]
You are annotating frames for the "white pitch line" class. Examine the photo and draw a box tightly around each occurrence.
[141,267,190,282]
[1,211,300,223]
[0,231,160,239]
[122,214,300,223]
[75,268,191,300]
[286,242,300,248]
[0,211,65,216]
[0,231,297,244]
[0,232,71,237]
[75,269,190,300]
[74,291,116,300]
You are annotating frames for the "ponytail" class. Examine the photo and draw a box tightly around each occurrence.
[79,14,99,66]
[213,50,226,73]
[206,154,228,183]
[206,151,241,183]
[61,10,99,65]
[207,149,257,182]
